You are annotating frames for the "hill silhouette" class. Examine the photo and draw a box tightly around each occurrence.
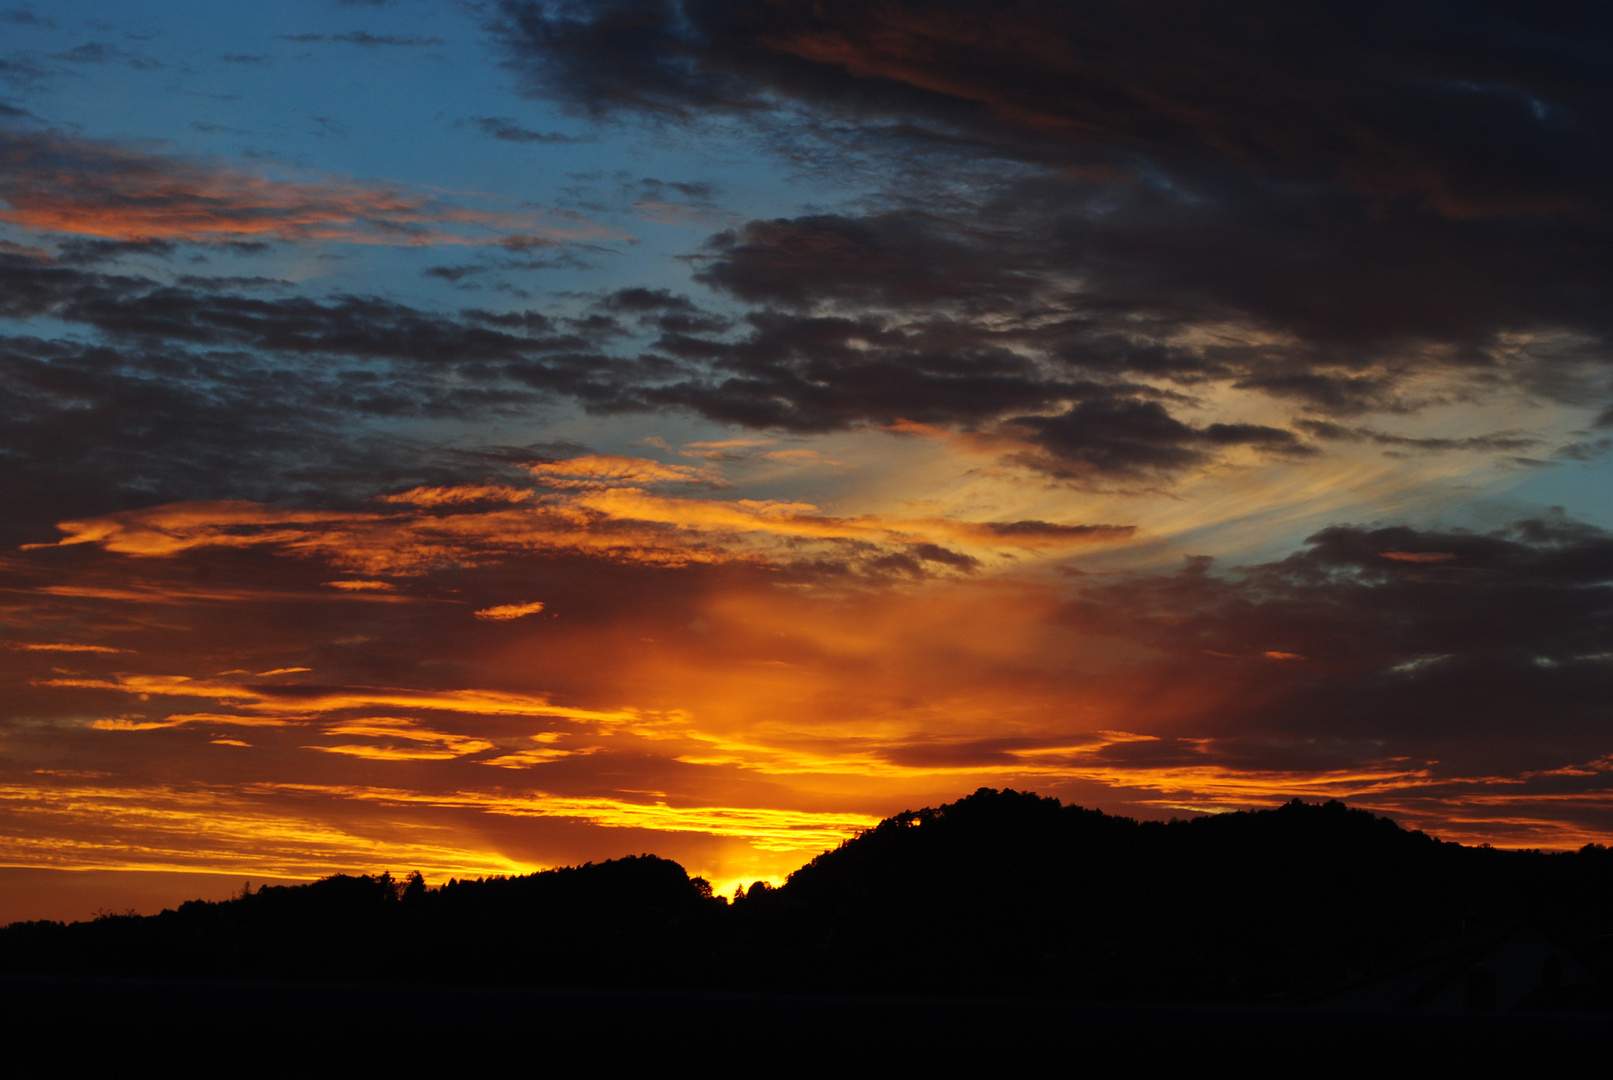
[5,790,1612,1004]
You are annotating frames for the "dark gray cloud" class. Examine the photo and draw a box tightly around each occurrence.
[1,9,54,28]
[0,56,50,91]
[1298,420,1544,456]
[593,287,729,334]
[1009,402,1309,479]
[331,31,443,47]
[14,0,1613,517]
[54,42,161,70]
[1068,515,1613,776]
[641,309,1080,429]
[486,0,1613,467]
[54,238,178,266]
[471,116,580,143]
[281,32,444,47]
[0,251,676,545]
[693,213,1032,312]
[10,242,1123,482]
[493,1,1613,219]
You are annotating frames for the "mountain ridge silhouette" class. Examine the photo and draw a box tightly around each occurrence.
[5,789,1611,1004]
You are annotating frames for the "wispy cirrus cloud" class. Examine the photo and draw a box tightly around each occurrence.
[37,671,638,722]
[0,127,620,246]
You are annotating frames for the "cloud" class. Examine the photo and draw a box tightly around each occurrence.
[91,712,299,731]
[307,717,495,760]
[1,9,56,28]
[0,780,535,879]
[32,458,1135,577]
[54,43,162,71]
[9,494,1613,888]
[4,1,1613,909]
[526,453,720,489]
[282,31,444,48]
[41,671,638,722]
[471,116,581,143]
[1007,401,1310,480]
[693,213,1030,311]
[378,485,535,508]
[483,2,1613,468]
[493,1,1613,221]
[474,601,546,620]
[330,31,444,47]
[0,250,675,546]
[1062,516,1613,785]
[0,128,614,246]
[42,501,377,558]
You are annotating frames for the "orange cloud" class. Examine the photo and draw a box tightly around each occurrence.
[683,439,776,450]
[474,601,546,621]
[758,449,843,466]
[377,485,534,508]
[35,467,1133,578]
[526,454,719,489]
[37,501,372,557]
[572,486,1132,553]
[0,780,533,879]
[307,717,496,761]
[0,129,622,246]
[90,712,298,731]
[12,518,1613,906]
[482,747,598,768]
[38,672,638,723]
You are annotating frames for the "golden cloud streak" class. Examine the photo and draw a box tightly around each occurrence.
[310,717,496,759]
[482,747,595,768]
[474,601,546,621]
[263,783,881,853]
[670,728,1159,778]
[1088,763,1449,817]
[0,782,531,879]
[38,673,637,723]
[91,712,299,731]
[308,745,469,761]
[378,485,534,508]
[36,501,372,557]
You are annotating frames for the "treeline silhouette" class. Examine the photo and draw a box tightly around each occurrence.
[6,790,1613,1002]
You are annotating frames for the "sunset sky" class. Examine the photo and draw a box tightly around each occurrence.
[4,0,1613,921]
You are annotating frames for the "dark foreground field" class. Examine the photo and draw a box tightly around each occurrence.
[4,975,1610,1072]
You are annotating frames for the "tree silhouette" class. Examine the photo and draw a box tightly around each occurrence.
[2,791,1609,1006]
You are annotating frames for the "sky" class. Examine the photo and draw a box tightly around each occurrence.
[2,0,1612,921]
